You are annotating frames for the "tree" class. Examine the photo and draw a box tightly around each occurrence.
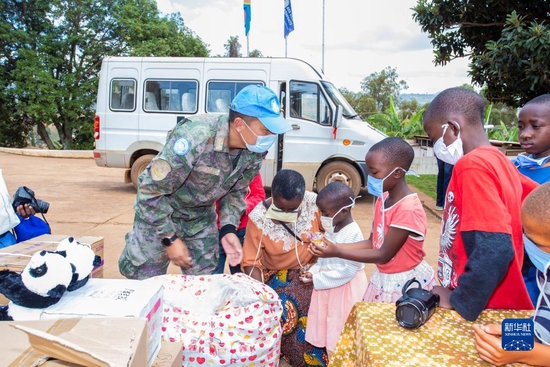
[339,88,377,120]
[249,49,263,58]
[398,98,421,120]
[224,36,242,57]
[0,0,208,149]
[360,66,408,112]
[413,1,550,107]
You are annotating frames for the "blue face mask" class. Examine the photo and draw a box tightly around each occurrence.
[241,122,277,153]
[515,154,550,169]
[367,167,405,198]
[524,234,550,274]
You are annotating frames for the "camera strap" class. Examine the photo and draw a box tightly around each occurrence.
[401,277,422,296]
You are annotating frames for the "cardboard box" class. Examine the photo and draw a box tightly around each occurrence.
[37,278,164,367]
[0,317,148,366]
[152,342,183,367]
[0,234,104,278]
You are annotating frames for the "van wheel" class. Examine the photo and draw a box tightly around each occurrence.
[316,161,362,196]
[131,154,155,189]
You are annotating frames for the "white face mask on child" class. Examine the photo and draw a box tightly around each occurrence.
[320,196,359,233]
[433,122,464,165]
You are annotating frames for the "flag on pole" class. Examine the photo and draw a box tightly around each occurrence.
[284,0,294,38]
[244,0,251,36]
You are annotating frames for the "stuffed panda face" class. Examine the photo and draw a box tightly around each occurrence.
[56,236,96,281]
[21,250,74,297]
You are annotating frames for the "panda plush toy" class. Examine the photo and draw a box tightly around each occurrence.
[0,250,75,321]
[56,236,101,291]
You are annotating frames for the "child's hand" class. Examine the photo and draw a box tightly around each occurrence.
[299,271,313,284]
[431,285,453,309]
[308,236,338,258]
[473,323,523,366]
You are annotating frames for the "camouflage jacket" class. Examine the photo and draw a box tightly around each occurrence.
[134,114,263,238]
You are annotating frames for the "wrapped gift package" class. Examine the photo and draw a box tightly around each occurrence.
[149,273,283,367]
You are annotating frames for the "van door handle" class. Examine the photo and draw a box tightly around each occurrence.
[292,124,300,130]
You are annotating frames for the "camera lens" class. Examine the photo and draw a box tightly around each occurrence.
[396,301,424,329]
[35,199,49,214]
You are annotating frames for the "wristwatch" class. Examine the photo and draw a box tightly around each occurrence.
[161,234,178,247]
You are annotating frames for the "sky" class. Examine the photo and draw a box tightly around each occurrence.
[155,0,472,95]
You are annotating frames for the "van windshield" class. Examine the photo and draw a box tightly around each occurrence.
[321,81,359,119]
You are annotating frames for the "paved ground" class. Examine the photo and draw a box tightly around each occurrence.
[1,151,443,279]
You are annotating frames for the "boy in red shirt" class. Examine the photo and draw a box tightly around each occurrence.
[423,87,537,321]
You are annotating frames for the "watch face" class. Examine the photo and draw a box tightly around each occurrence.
[162,237,172,247]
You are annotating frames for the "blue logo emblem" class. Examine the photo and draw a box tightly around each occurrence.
[173,137,190,156]
[502,318,534,351]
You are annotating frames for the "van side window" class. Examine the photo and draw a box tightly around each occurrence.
[144,80,198,113]
[206,81,264,113]
[289,81,332,125]
[110,79,136,111]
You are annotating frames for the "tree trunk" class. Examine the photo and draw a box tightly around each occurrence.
[35,121,55,150]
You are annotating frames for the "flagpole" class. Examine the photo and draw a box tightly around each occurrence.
[285,37,288,57]
[247,35,250,57]
[322,0,325,73]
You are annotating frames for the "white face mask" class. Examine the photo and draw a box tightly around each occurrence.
[265,203,300,223]
[433,122,463,165]
[320,196,358,233]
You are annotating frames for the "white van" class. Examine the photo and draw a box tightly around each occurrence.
[93,57,386,195]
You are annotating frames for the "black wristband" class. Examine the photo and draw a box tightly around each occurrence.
[219,224,237,241]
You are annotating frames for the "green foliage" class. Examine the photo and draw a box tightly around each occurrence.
[249,49,263,57]
[339,88,377,120]
[487,121,519,142]
[224,36,242,57]
[0,0,209,150]
[407,174,437,200]
[360,66,408,111]
[367,97,425,139]
[413,1,550,107]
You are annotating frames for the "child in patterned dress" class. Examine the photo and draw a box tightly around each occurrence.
[302,181,368,358]
[309,137,435,303]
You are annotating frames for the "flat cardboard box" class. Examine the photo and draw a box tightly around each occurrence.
[0,234,104,278]
[0,317,148,366]
[152,342,183,367]
[39,278,163,367]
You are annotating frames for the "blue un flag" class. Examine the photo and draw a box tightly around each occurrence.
[284,0,294,38]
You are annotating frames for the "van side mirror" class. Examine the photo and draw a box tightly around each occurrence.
[333,105,342,128]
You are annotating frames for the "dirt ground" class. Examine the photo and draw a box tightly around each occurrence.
[0,151,443,279]
[2,151,446,367]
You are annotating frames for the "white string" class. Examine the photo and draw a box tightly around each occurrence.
[248,216,307,278]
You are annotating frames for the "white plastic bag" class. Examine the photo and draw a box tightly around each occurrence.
[149,273,283,367]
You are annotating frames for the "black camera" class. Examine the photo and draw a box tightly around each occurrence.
[395,278,439,329]
[12,186,49,214]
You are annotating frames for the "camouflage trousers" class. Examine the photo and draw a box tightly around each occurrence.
[118,214,219,280]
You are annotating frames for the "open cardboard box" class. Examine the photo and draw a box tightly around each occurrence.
[1,318,182,367]
[0,234,104,278]
[1,317,148,366]
[5,278,163,367]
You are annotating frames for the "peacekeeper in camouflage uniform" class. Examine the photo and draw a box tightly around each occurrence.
[119,85,291,279]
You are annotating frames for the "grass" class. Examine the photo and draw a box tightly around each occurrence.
[407,174,437,200]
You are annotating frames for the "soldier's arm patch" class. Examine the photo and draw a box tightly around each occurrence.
[173,137,191,156]
[150,159,172,181]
